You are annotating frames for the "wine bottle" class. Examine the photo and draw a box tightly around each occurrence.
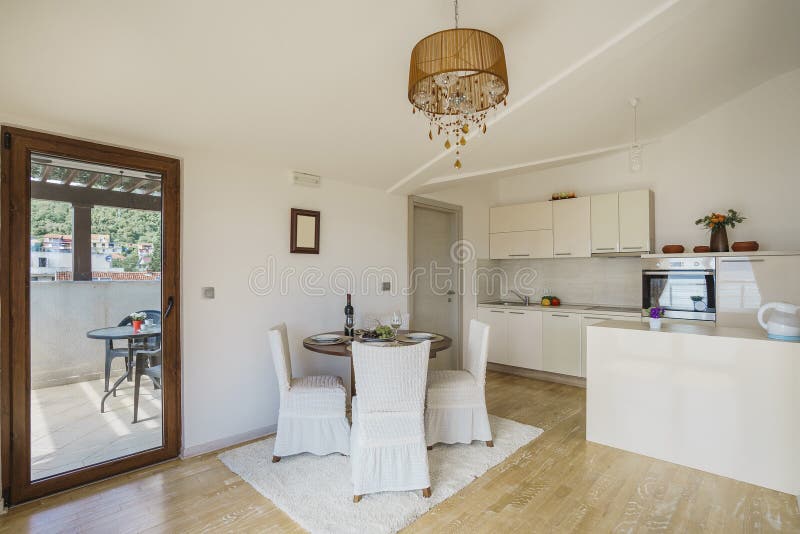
[344,293,355,337]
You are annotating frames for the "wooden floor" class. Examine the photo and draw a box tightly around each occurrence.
[1,371,798,533]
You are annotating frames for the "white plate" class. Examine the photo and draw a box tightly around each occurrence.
[407,332,434,340]
[312,334,342,343]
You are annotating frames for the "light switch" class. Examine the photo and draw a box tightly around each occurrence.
[202,287,215,299]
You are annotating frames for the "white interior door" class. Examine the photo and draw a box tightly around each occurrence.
[412,203,460,370]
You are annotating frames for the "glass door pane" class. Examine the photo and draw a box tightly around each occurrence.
[29,153,164,481]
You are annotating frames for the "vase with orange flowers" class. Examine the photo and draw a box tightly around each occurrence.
[695,209,746,252]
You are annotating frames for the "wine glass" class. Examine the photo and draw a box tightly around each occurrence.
[390,311,403,336]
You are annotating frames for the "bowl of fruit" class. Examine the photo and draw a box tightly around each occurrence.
[359,325,396,342]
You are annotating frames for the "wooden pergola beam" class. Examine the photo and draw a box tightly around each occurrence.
[141,181,162,194]
[31,181,162,211]
[62,169,78,185]
[84,172,102,188]
[104,175,124,190]
[72,205,92,281]
[124,178,150,193]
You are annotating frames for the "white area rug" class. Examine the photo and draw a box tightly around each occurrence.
[218,415,543,534]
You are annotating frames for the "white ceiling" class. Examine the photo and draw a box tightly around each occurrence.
[1,0,798,193]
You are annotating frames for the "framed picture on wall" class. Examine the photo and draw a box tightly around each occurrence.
[290,208,320,254]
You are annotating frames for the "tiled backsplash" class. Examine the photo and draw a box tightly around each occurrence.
[477,256,641,307]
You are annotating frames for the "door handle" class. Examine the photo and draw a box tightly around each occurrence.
[551,314,569,317]
[554,252,571,256]
[490,310,505,314]
[508,311,525,315]
[594,247,615,251]
[720,258,765,263]
[508,253,530,257]
[623,246,644,250]
[165,296,174,318]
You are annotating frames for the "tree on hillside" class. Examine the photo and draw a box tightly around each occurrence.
[30,200,72,237]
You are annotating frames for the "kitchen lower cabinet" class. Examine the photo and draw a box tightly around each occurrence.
[541,312,582,376]
[478,307,640,378]
[506,310,543,369]
[476,308,509,365]
[580,314,640,377]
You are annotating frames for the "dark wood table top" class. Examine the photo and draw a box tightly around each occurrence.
[303,330,452,358]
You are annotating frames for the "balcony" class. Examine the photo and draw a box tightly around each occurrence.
[31,280,163,480]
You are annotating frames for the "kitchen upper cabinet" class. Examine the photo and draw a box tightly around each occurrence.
[489,230,554,260]
[552,197,591,258]
[490,202,552,233]
[476,308,508,365]
[618,189,654,253]
[590,193,619,253]
[506,310,543,369]
[589,189,654,254]
[542,312,582,376]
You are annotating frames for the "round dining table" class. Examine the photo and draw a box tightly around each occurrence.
[303,330,452,396]
[87,325,161,414]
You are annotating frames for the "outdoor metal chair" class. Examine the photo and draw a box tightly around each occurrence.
[104,309,161,392]
[133,346,161,424]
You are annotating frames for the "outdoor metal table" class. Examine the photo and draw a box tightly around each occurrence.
[87,326,162,414]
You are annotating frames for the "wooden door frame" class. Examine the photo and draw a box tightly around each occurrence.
[407,195,464,369]
[0,126,181,504]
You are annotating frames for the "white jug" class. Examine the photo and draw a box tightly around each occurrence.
[757,302,800,341]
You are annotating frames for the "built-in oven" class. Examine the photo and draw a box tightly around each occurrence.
[641,256,716,321]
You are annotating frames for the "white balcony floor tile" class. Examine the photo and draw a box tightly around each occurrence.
[30,378,162,480]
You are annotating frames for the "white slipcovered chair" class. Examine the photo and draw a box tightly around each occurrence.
[268,323,350,462]
[424,319,493,448]
[350,340,431,502]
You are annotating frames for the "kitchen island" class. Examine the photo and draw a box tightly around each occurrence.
[586,320,800,495]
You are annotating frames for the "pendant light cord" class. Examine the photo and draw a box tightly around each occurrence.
[454,0,459,29]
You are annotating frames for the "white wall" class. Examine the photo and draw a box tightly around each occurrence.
[494,68,800,252]
[180,152,408,453]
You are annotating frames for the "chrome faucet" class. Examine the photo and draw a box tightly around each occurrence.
[508,289,530,306]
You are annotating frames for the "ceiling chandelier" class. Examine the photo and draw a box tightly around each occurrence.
[408,0,509,169]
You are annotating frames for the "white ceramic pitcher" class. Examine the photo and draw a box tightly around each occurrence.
[757,302,800,341]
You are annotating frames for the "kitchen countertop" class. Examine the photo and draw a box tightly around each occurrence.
[642,250,800,258]
[588,319,794,342]
[477,301,641,317]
